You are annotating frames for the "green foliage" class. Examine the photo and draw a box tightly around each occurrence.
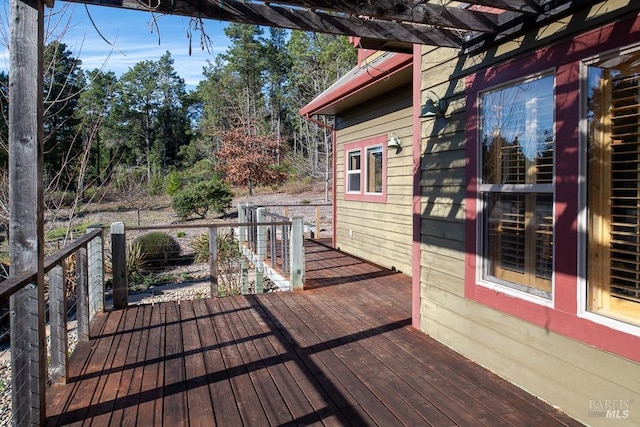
[166,172,182,196]
[191,230,242,295]
[130,232,181,269]
[171,178,232,220]
[46,223,90,240]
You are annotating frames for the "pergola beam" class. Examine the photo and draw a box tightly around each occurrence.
[68,0,464,47]
[270,0,500,33]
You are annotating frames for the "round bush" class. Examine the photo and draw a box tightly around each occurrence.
[131,232,181,268]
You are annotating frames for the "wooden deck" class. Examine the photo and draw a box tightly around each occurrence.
[47,240,581,426]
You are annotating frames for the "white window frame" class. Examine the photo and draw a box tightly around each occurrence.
[346,149,362,194]
[364,144,383,195]
[577,43,640,337]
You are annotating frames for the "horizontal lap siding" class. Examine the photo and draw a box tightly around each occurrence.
[419,9,640,425]
[335,85,414,275]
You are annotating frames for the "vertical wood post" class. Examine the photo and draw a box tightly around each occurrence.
[8,0,46,423]
[256,207,267,293]
[87,225,104,323]
[75,246,89,341]
[110,222,128,309]
[209,226,218,297]
[290,217,305,291]
[49,261,68,384]
[315,206,321,239]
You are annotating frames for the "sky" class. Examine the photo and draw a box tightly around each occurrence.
[1,1,232,89]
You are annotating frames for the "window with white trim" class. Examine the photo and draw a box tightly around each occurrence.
[479,73,555,298]
[586,49,640,325]
[344,135,387,202]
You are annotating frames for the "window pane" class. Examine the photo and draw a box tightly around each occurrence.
[481,75,555,184]
[484,192,553,295]
[348,151,361,171]
[348,173,361,192]
[366,146,383,193]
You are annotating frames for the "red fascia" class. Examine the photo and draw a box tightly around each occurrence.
[299,53,413,117]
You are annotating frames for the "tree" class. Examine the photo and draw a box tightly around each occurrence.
[110,59,161,180]
[216,128,287,196]
[171,178,232,220]
[42,41,84,188]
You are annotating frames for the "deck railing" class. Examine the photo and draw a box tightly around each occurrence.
[0,226,104,425]
[238,203,305,292]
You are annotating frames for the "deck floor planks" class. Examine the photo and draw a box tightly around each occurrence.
[46,240,582,427]
[162,300,188,426]
[88,306,141,427]
[291,290,459,427]
[205,297,270,426]
[192,298,243,426]
[131,302,165,426]
[217,295,294,426]
[261,291,393,425]
[241,295,353,427]
[284,290,458,427]
[178,300,216,426]
[302,288,505,426]
[108,304,151,426]
[51,308,126,426]
[230,295,326,426]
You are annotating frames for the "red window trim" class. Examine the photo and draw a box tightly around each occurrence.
[344,135,388,203]
[463,15,640,362]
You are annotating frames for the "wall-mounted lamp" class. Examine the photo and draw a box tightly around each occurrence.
[387,133,402,154]
[420,91,447,118]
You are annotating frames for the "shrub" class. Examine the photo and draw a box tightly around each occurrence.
[191,230,241,295]
[130,232,181,269]
[172,179,232,220]
[165,171,182,196]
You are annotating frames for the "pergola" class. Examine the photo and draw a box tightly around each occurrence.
[6,0,598,424]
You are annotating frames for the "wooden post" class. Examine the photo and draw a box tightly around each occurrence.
[75,246,89,341]
[209,226,218,297]
[49,261,69,384]
[87,225,104,323]
[110,222,128,309]
[290,217,305,291]
[255,207,267,293]
[8,0,46,423]
[315,206,321,239]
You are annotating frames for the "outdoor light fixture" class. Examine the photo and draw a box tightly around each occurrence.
[387,133,402,154]
[420,92,447,118]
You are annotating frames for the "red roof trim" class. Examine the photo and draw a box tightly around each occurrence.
[300,53,412,117]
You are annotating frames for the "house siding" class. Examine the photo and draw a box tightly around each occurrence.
[419,5,640,426]
[335,84,414,274]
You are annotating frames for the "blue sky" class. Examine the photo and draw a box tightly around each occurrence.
[1,1,232,89]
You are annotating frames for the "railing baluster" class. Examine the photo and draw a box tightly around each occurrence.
[256,207,267,293]
[76,246,89,341]
[270,223,277,268]
[87,225,104,323]
[49,261,69,384]
[209,226,218,297]
[290,217,305,291]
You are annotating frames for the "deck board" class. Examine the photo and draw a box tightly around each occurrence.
[46,239,581,426]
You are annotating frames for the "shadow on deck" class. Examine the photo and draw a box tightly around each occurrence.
[46,240,581,426]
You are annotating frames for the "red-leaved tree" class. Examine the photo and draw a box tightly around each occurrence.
[216,128,287,195]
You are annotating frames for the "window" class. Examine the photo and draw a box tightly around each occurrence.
[366,146,383,194]
[347,150,361,193]
[344,136,387,202]
[478,73,555,298]
[587,50,640,325]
